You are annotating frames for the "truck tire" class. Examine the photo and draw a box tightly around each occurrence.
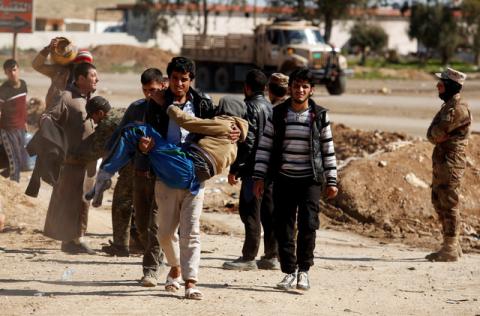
[326,74,346,95]
[195,66,211,91]
[214,66,230,92]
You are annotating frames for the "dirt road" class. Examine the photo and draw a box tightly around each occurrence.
[1,206,479,316]
[1,166,479,315]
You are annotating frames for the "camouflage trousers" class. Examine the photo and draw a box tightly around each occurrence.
[132,173,156,249]
[431,146,466,237]
[112,163,134,248]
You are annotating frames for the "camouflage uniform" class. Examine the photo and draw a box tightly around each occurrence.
[80,108,127,162]
[111,163,134,248]
[101,108,137,250]
[81,107,136,249]
[426,92,472,260]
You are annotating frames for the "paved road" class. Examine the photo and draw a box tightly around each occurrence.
[23,71,480,137]
[316,94,480,137]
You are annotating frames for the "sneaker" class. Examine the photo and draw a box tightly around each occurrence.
[296,271,310,291]
[276,272,297,290]
[140,271,158,287]
[61,241,96,255]
[222,257,257,271]
[257,256,280,270]
[102,240,129,257]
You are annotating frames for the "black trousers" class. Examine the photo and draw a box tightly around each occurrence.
[273,175,322,274]
[239,176,278,261]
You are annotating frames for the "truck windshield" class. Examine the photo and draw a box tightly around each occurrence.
[283,29,325,45]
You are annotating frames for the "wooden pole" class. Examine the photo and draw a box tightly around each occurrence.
[12,32,18,60]
[253,0,257,27]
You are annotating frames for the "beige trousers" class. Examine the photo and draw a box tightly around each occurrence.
[154,180,205,282]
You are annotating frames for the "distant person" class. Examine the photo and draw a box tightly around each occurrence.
[223,69,279,271]
[253,68,338,291]
[267,72,289,106]
[0,59,29,182]
[32,37,93,109]
[42,62,99,254]
[426,67,472,262]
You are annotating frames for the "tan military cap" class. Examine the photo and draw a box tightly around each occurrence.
[435,67,467,85]
[269,73,289,89]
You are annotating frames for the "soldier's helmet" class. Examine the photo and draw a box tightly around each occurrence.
[435,67,467,86]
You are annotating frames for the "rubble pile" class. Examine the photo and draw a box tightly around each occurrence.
[332,123,413,161]
[330,135,480,252]
[91,45,174,73]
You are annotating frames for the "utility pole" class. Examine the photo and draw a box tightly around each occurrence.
[12,32,18,60]
[253,0,257,27]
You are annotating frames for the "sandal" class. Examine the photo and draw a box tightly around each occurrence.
[165,275,182,292]
[185,287,203,300]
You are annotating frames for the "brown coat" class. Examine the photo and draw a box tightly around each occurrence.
[32,51,72,109]
[167,105,248,175]
[43,86,96,241]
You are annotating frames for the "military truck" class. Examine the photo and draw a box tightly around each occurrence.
[181,18,351,95]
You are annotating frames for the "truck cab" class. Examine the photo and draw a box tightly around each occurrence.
[256,20,350,95]
[182,19,351,95]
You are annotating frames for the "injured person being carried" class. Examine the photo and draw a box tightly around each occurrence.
[86,99,248,206]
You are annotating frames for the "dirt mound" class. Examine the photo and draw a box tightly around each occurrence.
[330,135,480,253]
[91,45,175,73]
[0,177,41,232]
[332,123,413,161]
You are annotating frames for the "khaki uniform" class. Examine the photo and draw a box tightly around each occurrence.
[427,93,472,237]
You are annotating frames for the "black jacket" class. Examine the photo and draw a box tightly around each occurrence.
[25,117,68,197]
[270,98,328,183]
[145,87,216,139]
[230,93,272,177]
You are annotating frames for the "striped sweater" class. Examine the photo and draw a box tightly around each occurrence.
[254,105,337,186]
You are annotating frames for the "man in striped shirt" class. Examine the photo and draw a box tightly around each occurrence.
[0,59,28,182]
[253,68,338,291]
